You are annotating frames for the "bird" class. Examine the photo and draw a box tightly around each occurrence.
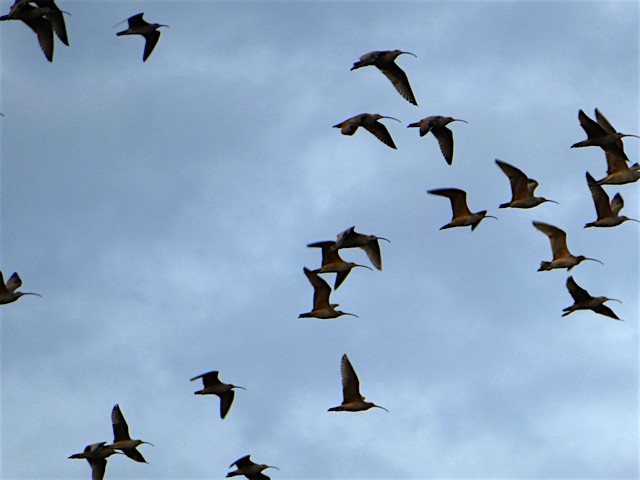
[330,226,390,271]
[495,159,558,208]
[307,240,372,289]
[116,12,168,61]
[351,50,418,105]
[328,354,388,413]
[190,370,246,419]
[298,267,358,319]
[590,152,640,185]
[0,271,41,304]
[1,2,58,61]
[571,109,638,161]
[584,172,639,227]
[32,0,68,46]
[227,454,279,480]
[562,276,622,320]
[106,404,153,463]
[427,188,496,230]
[407,116,467,165]
[532,221,603,271]
[68,442,121,480]
[333,113,400,149]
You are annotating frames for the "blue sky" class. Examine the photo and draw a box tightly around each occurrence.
[1,1,638,479]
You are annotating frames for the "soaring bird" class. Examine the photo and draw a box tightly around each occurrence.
[331,226,390,271]
[328,354,388,413]
[562,276,622,320]
[307,240,372,289]
[69,442,121,480]
[428,188,496,230]
[106,404,153,463]
[298,267,358,319]
[495,159,558,209]
[584,172,639,227]
[532,221,602,271]
[190,371,246,419]
[227,455,279,480]
[0,271,41,304]
[333,113,400,149]
[407,116,467,165]
[116,12,167,61]
[571,109,638,161]
[0,2,58,61]
[351,50,418,105]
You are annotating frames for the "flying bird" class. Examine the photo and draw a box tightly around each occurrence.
[227,454,279,480]
[428,188,496,230]
[562,276,622,320]
[32,0,68,45]
[331,226,390,271]
[407,116,467,165]
[584,172,639,227]
[298,267,358,319]
[307,240,372,289]
[106,404,153,463]
[571,109,638,161]
[69,442,121,480]
[351,50,418,105]
[532,221,602,271]
[116,12,167,61]
[190,371,246,419]
[328,354,388,413]
[590,152,640,186]
[333,113,400,149]
[0,271,41,304]
[495,159,558,209]
[0,2,59,61]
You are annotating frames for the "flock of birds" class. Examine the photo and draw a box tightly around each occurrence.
[1,1,638,479]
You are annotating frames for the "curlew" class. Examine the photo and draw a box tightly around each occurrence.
[532,221,602,271]
[351,50,418,105]
[571,109,638,161]
[307,240,372,289]
[591,152,640,185]
[0,2,59,61]
[330,226,390,271]
[495,159,558,209]
[407,116,467,165]
[328,354,388,413]
[298,267,358,320]
[0,271,41,304]
[584,172,639,227]
[227,454,279,480]
[333,113,400,149]
[32,0,68,45]
[428,188,496,230]
[562,276,622,320]
[106,404,153,463]
[116,12,167,62]
[190,371,245,419]
[69,442,121,480]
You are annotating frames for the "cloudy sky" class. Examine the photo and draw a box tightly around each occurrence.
[1,1,638,479]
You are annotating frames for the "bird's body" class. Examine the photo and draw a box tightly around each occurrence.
[532,221,602,271]
[116,12,167,61]
[495,159,558,209]
[330,226,389,271]
[307,240,372,289]
[584,172,639,227]
[428,188,496,230]
[592,153,640,185]
[562,276,622,320]
[407,116,467,165]
[69,442,120,480]
[328,354,388,413]
[106,404,153,463]
[351,50,418,105]
[227,455,279,480]
[571,109,638,161]
[333,113,400,149]
[0,271,41,304]
[299,267,357,319]
[190,371,245,419]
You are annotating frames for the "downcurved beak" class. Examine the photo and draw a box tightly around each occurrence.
[343,312,360,318]
[485,215,498,220]
[400,51,417,58]
[407,122,420,128]
[545,199,560,205]
[233,385,247,390]
[374,404,389,412]
[621,133,640,139]
[377,236,391,243]
[355,264,374,271]
[608,298,623,304]
[23,292,42,297]
[585,257,604,265]
[452,118,468,124]
[380,116,401,123]
[142,441,155,447]
[627,218,640,223]
[267,466,280,471]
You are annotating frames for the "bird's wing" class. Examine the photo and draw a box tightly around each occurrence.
[340,354,361,402]
[307,241,339,266]
[87,458,107,480]
[34,1,69,46]
[363,121,397,149]
[429,188,472,218]
[142,30,161,61]
[23,15,54,62]
[190,371,220,387]
[431,127,454,165]
[592,304,620,320]
[111,404,131,441]
[122,448,147,463]
[127,12,146,28]
[595,108,624,153]
[218,390,235,419]
[605,152,629,174]
[578,109,605,138]
[360,242,383,270]
[379,64,417,105]
[610,193,624,216]
[303,267,331,309]
[5,272,22,292]
[586,173,612,219]
[495,159,529,200]
[230,455,252,468]
[533,222,569,259]
[566,276,591,303]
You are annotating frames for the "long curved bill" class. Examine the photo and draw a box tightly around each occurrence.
[586,257,604,265]
[380,116,401,123]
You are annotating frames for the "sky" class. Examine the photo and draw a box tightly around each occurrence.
[0,1,638,479]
